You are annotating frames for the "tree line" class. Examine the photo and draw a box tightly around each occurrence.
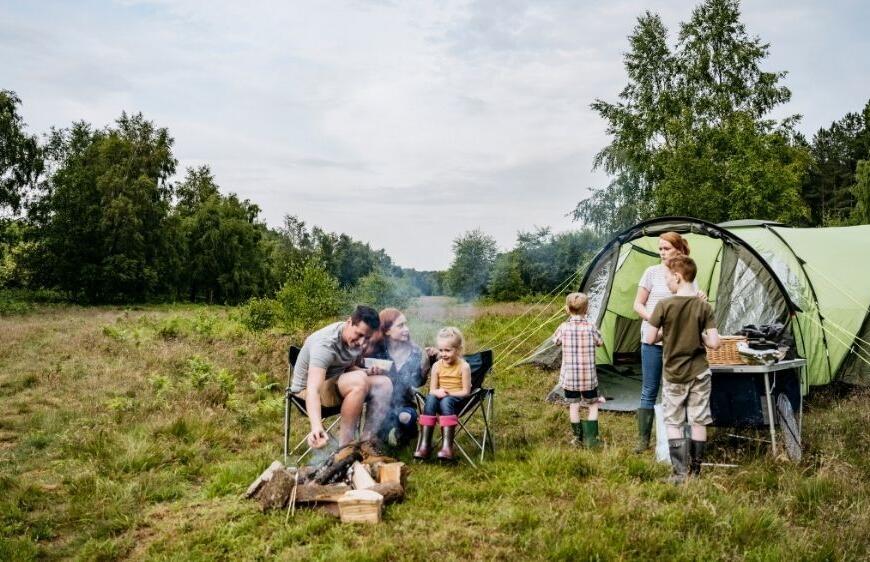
[3,0,868,307]
[0,97,438,305]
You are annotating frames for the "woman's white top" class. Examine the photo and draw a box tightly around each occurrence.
[638,263,698,346]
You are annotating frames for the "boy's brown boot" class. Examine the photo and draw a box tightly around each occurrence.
[665,438,689,484]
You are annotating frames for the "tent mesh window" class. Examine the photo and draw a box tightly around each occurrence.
[715,243,790,335]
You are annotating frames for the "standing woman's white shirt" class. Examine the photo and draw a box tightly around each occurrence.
[638,264,698,345]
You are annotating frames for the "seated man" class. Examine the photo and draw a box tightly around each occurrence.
[290,305,393,449]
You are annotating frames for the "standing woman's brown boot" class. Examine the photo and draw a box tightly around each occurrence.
[634,408,655,453]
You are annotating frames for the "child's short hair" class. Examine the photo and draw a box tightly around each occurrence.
[437,326,464,352]
[667,255,697,283]
[566,292,589,315]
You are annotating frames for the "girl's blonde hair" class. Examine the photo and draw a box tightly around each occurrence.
[436,326,464,353]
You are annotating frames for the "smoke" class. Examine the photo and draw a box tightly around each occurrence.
[304,439,338,467]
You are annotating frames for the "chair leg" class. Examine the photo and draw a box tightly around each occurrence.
[451,416,477,468]
[481,392,494,462]
[292,416,341,465]
[283,390,291,466]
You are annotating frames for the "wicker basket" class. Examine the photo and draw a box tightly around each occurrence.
[706,335,747,365]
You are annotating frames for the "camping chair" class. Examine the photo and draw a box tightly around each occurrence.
[283,346,345,466]
[414,349,495,467]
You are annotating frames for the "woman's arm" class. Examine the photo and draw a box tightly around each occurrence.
[415,349,431,388]
[633,286,651,321]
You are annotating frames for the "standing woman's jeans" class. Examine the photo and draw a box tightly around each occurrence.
[423,394,464,416]
[640,343,664,409]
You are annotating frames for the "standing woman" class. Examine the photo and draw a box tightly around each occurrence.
[632,232,701,453]
[365,308,430,447]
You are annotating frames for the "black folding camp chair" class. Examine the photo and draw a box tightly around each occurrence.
[414,349,495,467]
[283,346,345,466]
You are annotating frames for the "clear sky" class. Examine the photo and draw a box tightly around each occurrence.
[2,1,869,269]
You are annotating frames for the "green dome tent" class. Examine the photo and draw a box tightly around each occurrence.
[525,217,870,405]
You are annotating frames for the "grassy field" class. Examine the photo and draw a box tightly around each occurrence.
[1,297,868,560]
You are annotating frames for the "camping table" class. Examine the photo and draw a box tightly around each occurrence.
[709,359,806,457]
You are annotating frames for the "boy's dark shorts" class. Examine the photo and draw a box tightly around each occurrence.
[546,384,602,407]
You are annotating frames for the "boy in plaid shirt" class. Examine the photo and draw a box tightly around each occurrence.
[554,292,606,448]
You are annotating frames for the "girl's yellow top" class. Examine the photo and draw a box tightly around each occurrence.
[435,359,467,394]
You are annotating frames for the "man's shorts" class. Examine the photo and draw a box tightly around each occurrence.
[293,375,342,408]
[662,370,713,426]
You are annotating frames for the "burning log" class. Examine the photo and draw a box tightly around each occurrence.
[313,443,362,484]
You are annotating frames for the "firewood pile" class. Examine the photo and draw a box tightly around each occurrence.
[245,440,408,524]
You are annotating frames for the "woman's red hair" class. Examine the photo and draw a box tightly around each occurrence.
[364,307,403,356]
[659,231,690,256]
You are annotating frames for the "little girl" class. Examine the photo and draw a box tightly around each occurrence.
[414,327,471,461]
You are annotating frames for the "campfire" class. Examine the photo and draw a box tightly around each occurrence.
[245,440,408,524]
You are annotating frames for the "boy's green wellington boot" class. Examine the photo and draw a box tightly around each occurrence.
[634,408,655,453]
[581,420,603,449]
[689,439,707,476]
[570,422,584,447]
[666,438,690,484]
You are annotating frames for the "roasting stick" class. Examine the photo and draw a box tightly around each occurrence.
[285,470,299,523]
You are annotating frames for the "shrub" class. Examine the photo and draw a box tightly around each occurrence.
[238,297,279,331]
[181,356,237,407]
[351,269,419,310]
[275,261,346,331]
[156,316,182,339]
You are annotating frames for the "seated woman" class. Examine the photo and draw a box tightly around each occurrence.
[364,308,430,447]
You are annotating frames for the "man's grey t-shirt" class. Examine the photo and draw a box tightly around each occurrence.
[290,321,361,392]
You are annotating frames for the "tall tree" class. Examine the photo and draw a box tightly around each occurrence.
[0,90,43,212]
[851,160,870,225]
[174,166,271,303]
[445,229,497,300]
[802,100,870,224]
[32,114,176,301]
[574,0,809,232]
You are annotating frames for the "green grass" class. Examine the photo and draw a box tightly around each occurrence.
[0,298,868,560]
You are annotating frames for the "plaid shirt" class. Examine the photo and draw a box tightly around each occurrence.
[555,315,602,392]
